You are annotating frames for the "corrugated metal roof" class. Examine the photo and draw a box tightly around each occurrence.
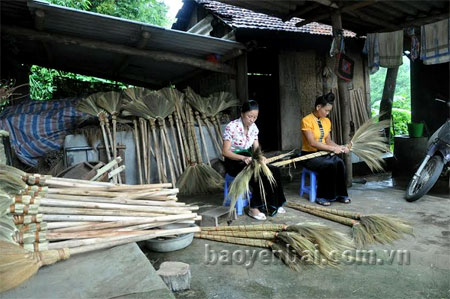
[1,0,244,86]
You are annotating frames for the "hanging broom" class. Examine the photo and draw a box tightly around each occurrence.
[176,105,224,195]
[271,116,390,171]
[206,91,240,148]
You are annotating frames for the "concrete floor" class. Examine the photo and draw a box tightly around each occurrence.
[144,172,450,299]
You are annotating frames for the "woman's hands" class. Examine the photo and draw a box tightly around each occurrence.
[333,145,350,154]
[240,156,267,165]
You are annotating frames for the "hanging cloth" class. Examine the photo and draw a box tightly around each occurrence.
[362,33,380,74]
[420,18,450,65]
[378,30,404,68]
[407,27,420,61]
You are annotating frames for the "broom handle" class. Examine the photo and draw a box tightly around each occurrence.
[286,202,357,226]
[140,118,149,183]
[159,119,178,183]
[149,119,165,183]
[48,183,172,192]
[90,157,121,181]
[185,105,197,163]
[49,220,177,233]
[168,114,184,173]
[194,233,272,248]
[68,227,200,255]
[199,230,277,240]
[201,113,222,156]
[47,222,95,229]
[270,151,330,167]
[39,207,167,217]
[288,203,361,220]
[47,188,177,199]
[133,119,143,184]
[46,194,184,206]
[162,118,180,177]
[201,224,287,231]
[42,213,197,222]
[188,108,203,164]
[195,111,211,166]
[99,121,112,163]
[40,198,196,213]
[210,115,223,148]
[173,111,187,169]
[104,121,120,184]
[175,101,191,165]
[266,150,295,164]
[47,230,152,241]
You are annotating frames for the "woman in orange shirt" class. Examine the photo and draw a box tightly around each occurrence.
[301,92,351,206]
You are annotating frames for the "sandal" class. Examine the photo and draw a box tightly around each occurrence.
[248,212,267,221]
[336,196,351,204]
[316,198,331,206]
[277,207,286,214]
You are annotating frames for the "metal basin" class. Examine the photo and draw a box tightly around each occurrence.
[145,223,196,253]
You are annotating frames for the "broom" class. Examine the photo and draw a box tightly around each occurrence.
[227,147,275,215]
[287,202,413,247]
[0,226,200,293]
[271,116,390,172]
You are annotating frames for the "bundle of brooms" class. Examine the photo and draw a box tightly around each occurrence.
[286,202,413,248]
[196,223,355,271]
[0,166,201,292]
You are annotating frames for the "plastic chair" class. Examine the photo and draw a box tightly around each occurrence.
[299,168,317,203]
[223,173,250,216]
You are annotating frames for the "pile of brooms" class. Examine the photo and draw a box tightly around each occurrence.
[0,165,200,293]
[196,223,355,271]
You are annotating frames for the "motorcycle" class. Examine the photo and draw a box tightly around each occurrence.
[405,108,450,202]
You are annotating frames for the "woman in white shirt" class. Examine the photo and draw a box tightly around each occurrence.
[222,100,286,221]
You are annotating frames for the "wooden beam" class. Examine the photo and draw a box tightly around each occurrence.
[282,3,320,21]
[394,11,450,30]
[331,12,352,186]
[33,9,54,65]
[347,9,397,30]
[2,25,236,75]
[114,31,151,75]
[311,0,338,9]
[295,0,377,27]
[382,1,418,16]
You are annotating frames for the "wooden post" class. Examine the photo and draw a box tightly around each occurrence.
[379,66,399,139]
[236,52,248,104]
[331,13,352,187]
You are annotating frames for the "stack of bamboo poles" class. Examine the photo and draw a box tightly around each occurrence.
[287,202,413,248]
[196,223,355,270]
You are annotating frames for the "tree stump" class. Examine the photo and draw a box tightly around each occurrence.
[156,261,191,292]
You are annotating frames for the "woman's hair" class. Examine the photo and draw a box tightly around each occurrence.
[314,92,335,108]
[241,100,259,113]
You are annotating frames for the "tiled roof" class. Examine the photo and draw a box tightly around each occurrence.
[196,0,356,37]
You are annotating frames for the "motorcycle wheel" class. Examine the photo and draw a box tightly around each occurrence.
[405,155,445,202]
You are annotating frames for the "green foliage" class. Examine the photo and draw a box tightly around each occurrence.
[30,0,171,100]
[47,0,170,27]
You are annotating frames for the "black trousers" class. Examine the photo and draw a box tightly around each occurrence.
[224,157,286,215]
[301,151,348,200]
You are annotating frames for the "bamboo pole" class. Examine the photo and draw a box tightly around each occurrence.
[199,230,277,240]
[39,198,197,214]
[286,202,356,227]
[149,119,165,183]
[201,224,287,231]
[271,151,330,167]
[39,206,167,217]
[42,213,197,222]
[46,222,95,229]
[201,112,222,156]
[161,117,180,177]
[45,194,184,206]
[194,111,211,166]
[188,107,203,164]
[48,220,178,233]
[287,202,360,219]
[133,119,143,184]
[194,233,272,248]
[158,118,177,184]
[173,111,187,169]
[168,114,184,174]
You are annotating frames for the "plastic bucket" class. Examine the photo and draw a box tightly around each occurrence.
[407,122,424,138]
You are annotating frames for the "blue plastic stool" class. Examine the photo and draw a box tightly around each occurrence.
[223,173,250,216]
[299,168,318,203]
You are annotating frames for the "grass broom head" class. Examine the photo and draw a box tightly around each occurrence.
[0,215,17,244]
[143,91,175,120]
[227,147,275,215]
[0,165,26,178]
[184,86,209,115]
[286,222,355,265]
[276,231,318,264]
[76,92,105,116]
[352,222,375,248]
[95,91,123,117]
[359,215,413,245]
[0,172,27,194]
[0,241,70,293]
[207,91,240,117]
[271,241,303,272]
[0,191,13,216]
[159,87,184,105]
[349,116,390,172]
[121,98,151,119]
[176,163,224,195]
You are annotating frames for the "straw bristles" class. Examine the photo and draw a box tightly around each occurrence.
[227,147,275,215]
[276,231,318,264]
[349,116,390,172]
[207,91,240,116]
[271,242,303,272]
[0,165,26,177]
[76,93,105,116]
[359,215,413,244]
[96,91,123,116]
[185,87,209,114]
[0,172,27,194]
[143,91,175,119]
[176,164,224,195]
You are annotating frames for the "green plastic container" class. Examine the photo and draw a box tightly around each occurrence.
[407,122,424,138]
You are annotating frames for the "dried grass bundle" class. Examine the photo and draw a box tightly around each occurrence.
[227,147,275,215]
